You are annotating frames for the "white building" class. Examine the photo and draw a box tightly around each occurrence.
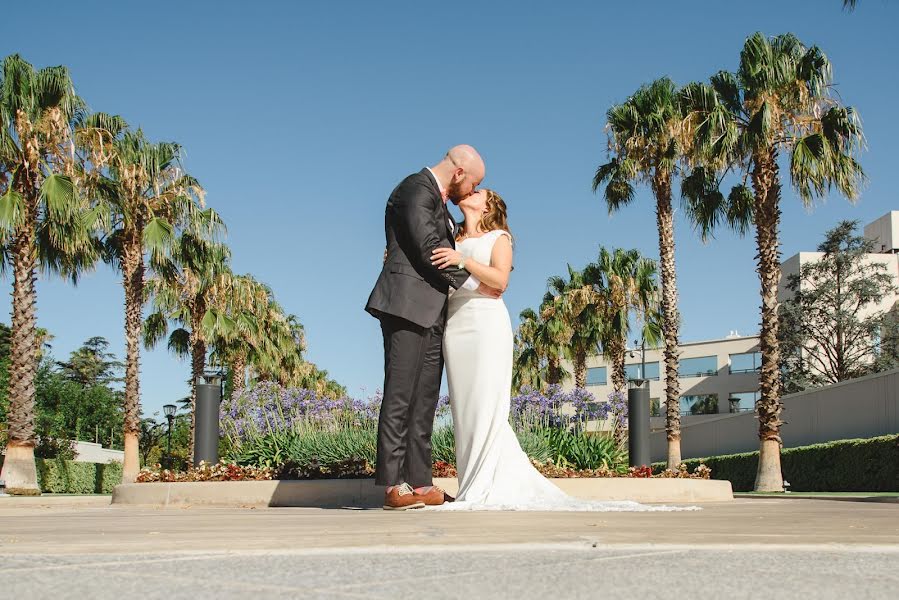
[567,334,762,432]
[778,211,899,376]
[779,210,899,312]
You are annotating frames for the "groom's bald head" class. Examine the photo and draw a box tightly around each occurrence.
[446,145,485,181]
[432,144,485,203]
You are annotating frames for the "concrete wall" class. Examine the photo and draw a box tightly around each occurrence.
[650,367,899,462]
[72,441,124,464]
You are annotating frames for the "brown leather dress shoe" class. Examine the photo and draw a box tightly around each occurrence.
[383,483,426,510]
[413,486,449,506]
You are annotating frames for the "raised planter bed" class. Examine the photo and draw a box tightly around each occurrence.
[112,477,732,508]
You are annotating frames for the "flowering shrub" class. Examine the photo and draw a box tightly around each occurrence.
[628,465,653,478]
[532,459,711,480]
[220,382,382,442]
[136,459,711,482]
[511,385,610,431]
[135,461,275,482]
[207,382,636,479]
[432,460,457,478]
[604,390,629,427]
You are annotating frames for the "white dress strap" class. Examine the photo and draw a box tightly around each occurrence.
[489,229,512,245]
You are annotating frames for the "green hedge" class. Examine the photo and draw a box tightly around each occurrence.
[0,457,122,494]
[653,434,899,492]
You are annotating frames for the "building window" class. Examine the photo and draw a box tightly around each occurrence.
[679,356,718,378]
[728,391,758,413]
[625,361,660,381]
[586,367,607,386]
[650,397,661,417]
[730,351,762,374]
[679,394,719,416]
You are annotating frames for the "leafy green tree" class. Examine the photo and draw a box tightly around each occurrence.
[1,331,123,457]
[681,33,865,491]
[56,336,123,387]
[780,220,897,392]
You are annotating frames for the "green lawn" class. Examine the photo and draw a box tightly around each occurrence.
[736,491,899,497]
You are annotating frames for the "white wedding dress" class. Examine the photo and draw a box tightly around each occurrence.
[440,230,689,512]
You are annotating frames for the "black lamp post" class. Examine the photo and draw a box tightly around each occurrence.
[194,373,223,466]
[626,337,650,468]
[163,404,176,470]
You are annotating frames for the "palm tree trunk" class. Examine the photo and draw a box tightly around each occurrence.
[0,195,41,495]
[230,353,247,401]
[121,233,144,483]
[547,356,562,387]
[573,347,587,389]
[653,173,682,469]
[752,151,785,492]
[609,338,627,394]
[608,334,629,447]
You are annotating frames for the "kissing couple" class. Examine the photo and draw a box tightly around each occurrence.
[365,145,668,512]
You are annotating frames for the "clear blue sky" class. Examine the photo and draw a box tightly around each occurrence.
[3,1,896,420]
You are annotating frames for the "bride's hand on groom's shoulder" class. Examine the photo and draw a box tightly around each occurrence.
[477,283,503,299]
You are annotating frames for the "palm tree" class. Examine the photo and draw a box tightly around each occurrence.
[594,248,658,395]
[0,55,97,494]
[513,300,570,393]
[681,33,865,491]
[537,292,572,387]
[209,274,272,402]
[144,229,229,459]
[593,77,686,467]
[513,308,544,393]
[79,121,212,482]
[546,265,606,388]
[209,275,296,400]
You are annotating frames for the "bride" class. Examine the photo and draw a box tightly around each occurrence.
[430,190,669,511]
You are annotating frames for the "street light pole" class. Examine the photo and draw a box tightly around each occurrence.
[627,337,650,468]
[163,404,176,470]
[194,373,223,466]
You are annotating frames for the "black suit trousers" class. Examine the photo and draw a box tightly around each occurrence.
[375,311,445,487]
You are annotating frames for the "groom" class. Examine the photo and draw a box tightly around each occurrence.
[365,145,498,510]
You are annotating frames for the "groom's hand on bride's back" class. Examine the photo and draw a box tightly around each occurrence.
[477,283,503,298]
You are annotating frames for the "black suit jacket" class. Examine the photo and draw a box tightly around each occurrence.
[365,169,471,328]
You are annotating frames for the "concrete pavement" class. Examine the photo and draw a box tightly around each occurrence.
[1,497,897,598]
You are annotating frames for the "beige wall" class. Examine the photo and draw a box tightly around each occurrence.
[649,367,899,462]
[864,211,899,254]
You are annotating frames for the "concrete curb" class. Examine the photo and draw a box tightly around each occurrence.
[0,494,112,508]
[112,477,732,508]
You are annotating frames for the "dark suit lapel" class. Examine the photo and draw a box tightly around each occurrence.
[443,203,457,242]
[421,168,457,242]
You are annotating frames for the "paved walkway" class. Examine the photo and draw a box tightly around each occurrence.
[1,497,897,599]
